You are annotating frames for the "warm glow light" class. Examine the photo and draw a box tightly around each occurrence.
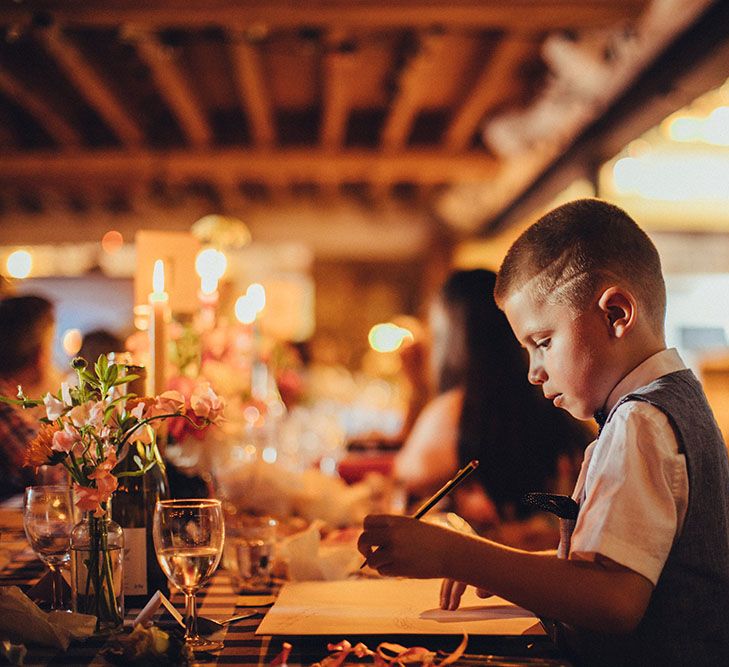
[101,230,124,254]
[62,328,83,356]
[704,106,729,146]
[152,259,165,294]
[611,150,729,201]
[235,295,257,324]
[667,107,729,146]
[195,248,227,281]
[368,323,414,353]
[6,250,32,279]
[246,283,266,313]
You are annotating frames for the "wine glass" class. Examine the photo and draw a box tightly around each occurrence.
[153,499,225,652]
[23,485,75,611]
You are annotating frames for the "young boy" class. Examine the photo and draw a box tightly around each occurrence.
[358,199,729,665]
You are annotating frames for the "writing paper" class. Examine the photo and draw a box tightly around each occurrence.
[256,578,543,636]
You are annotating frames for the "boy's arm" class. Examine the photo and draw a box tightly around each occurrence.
[450,531,653,634]
[359,515,653,634]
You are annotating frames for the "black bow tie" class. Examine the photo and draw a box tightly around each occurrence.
[594,408,608,433]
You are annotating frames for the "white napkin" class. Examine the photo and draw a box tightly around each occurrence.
[0,586,96,650]
[277,521,361,581]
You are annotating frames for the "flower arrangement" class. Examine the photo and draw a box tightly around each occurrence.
[3,354,224,516]
[1,354,225,632]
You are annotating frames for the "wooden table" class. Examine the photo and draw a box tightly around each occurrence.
[0,508,570,666]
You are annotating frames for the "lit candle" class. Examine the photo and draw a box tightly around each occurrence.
[148,259,169,396]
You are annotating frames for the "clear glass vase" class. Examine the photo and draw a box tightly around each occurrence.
[70,508,124,633]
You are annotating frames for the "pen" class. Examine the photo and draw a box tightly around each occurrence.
[360,459,479,569]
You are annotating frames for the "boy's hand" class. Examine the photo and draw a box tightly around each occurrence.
[440,579,494,611]
[358,514,455,578]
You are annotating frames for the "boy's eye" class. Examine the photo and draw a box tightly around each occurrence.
[536,338,551,349]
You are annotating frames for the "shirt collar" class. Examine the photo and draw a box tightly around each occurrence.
[604,348,687,413]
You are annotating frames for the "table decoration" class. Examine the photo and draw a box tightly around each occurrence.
[101,624,194,666]
[272,635,468,667]
[1,354,224,634]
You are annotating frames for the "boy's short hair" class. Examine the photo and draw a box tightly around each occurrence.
[0,295,55,376]
[494,199,666,331]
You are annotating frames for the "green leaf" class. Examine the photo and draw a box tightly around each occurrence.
[80,370,98,386]
[94,354,108,381]
[113,373,138,387]
[108,363,119,385]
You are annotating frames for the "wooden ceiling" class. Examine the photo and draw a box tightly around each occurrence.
[0,0,682,250]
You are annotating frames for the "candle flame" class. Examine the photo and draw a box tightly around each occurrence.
[152,259,165,294]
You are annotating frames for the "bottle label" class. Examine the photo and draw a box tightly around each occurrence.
[122,527,147,595]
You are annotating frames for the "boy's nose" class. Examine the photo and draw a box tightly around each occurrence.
[528,365,546,385]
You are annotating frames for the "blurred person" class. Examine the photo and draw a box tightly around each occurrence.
[78,328,124,365]
[0,295,63,500]
[393,269,592,547]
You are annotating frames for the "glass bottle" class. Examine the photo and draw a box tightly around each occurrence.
[108,357,170,607]
[70,509,124,633]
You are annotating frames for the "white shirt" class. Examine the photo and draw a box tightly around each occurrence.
[568,348,689,586]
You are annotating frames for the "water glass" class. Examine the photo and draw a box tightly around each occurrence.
[153,499,225,652]
[23,485,74,611]
[223,515,277,592]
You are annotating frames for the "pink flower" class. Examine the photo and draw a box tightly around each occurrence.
[190,382,225,422]
[51,424,82,454]
[68,402,92,428]
[79,449,119,515]
[152,390,186,417]
[43,392,65,421]
[74,485,103,516]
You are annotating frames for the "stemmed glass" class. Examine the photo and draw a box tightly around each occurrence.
[153,499,225,652]
[23,485,75,611]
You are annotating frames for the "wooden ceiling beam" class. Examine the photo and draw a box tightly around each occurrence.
[0,148,498,184]
[128,29,212,147]
[227,33,275,148]
[0,66,81,147]
[444,36,533,152]
[37,26,145,147]
[0,2,648,30]
[321,33,356,150]
[381,32,447,151]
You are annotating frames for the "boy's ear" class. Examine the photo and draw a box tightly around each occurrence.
[597,286,637,338]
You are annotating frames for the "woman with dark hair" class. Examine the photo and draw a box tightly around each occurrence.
[394,269,591,546]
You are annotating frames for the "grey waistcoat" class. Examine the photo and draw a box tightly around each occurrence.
[561,369,729,666]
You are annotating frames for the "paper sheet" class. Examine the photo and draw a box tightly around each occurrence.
[256,578,543,636]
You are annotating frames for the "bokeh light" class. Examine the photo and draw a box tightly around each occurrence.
[235,295,258,324]
[101,230,124,254]
[62,329,83,356]
[6,250,32,279]
[246,283,266,313]
[368,323,414,353]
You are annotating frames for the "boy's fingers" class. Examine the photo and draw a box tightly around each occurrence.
[363,514,392,529]
[440,579,454,609]
[440,579,466,610]
[366,545,393,571]
[448,581,467,610]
